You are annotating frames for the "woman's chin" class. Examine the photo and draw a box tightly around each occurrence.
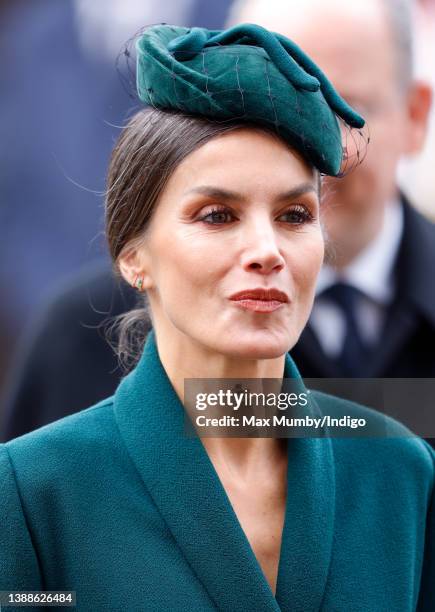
[218,333,295,360]
[232,346,290,360]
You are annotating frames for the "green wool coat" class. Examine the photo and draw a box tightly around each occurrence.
[1,328,434,611]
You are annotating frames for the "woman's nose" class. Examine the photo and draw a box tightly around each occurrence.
[239,219,285,274]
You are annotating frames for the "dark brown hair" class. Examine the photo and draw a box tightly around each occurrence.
[105,106,319,370]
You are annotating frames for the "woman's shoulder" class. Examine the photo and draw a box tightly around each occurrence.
[5,395,116,447]
[0,396,120,488]
[311,389,435,485]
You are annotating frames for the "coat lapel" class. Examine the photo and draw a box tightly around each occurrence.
[367,196,435,376]
[114,329,335,611]
[364,301,417,376]
[275,412,336,612]
[291,325,341,377]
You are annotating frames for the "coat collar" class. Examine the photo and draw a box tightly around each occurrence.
[396,195,435,329]
[361,196,435,376]
[114,329,336,612]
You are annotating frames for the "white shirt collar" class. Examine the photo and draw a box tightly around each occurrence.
[316,198,404,304]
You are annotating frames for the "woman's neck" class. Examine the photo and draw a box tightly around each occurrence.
[154,325,286,402]
[153,325,288,476]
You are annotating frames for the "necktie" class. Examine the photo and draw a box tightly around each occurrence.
[320,282,371,376]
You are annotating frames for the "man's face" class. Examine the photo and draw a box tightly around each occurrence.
[231,1,414,259]
[295,16,409,254]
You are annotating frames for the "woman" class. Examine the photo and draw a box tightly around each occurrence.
[1,24,434,611]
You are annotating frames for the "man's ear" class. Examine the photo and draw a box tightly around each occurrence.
[404,80,433,155]
[118,245,154,290]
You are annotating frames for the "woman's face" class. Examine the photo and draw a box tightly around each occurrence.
[124,128,324,359]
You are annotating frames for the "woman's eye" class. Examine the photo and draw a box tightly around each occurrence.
[278,205,313,225]
[199,207,235,225]
[198,204,313,226]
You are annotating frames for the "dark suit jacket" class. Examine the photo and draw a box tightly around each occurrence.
[1,328,435,611]
[291,196,435,378]
[2,197,435,441]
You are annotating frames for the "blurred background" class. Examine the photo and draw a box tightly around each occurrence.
[1,0,434,431]
[0,0,233,398]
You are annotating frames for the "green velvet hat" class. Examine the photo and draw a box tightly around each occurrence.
[135,23,365,176]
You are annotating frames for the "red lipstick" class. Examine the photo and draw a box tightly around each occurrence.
[229,288,289,313]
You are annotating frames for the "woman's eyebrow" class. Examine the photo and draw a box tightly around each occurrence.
[183,186,245,201]
[272,183,318,202]
[184,183,317,202]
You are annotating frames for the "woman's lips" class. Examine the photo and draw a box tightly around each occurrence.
[230,299,285,313]
[229,288,289,313]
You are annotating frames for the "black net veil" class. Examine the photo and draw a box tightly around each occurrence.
[115,23,370,179]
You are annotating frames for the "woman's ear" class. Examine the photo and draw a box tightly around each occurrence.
[118,244,154,290]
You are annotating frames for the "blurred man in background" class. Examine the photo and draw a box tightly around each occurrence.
[2,0,434,440]
[399,0,435,217]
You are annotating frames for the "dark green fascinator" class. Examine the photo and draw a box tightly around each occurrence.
[135,23,366,176]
